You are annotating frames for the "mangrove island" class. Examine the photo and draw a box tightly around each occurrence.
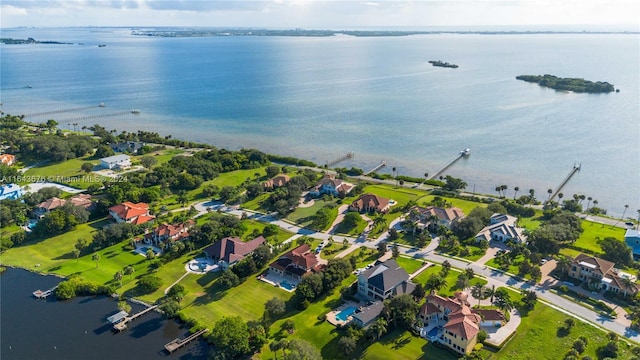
[515,74,616,93]
[428,60,459,68]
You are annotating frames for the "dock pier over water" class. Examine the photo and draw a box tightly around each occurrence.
[428,148,470,180]
[112,304,159,332]
[164,329,208,353]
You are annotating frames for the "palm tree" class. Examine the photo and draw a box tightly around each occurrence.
[495,186,501,197]
[370,317,388,340]
[501,184,508,198]
[529,189,535,202]
[456,274,470,290]
[92,253,101,268]
[124,265,135,279]
[471,284,485,307]
[373,214,387,230]
[622,204,630,221]
[176,191,188,209]
[114,270,123,287]
[547,188,553,200]
[513,186,519,200]
[556,256,571,277]
[426,274,448,293]
[592,200,598,212]
[586,196,593,213]
[486,285,496,303]
[424,172,429,182]
[637,209,640,230]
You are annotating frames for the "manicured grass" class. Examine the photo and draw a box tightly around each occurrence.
[241,219,294,244]
[21,156,109,189]
[417,195,486,216]
[412,264,486,296]
[134,148,185,165]
[517,216,543,231]
[559,247,583,258]
[572,220,627,255]
[485,255,525,276]
[484,302,634,360]
[1,224,22,240]
[359,329,454,360]
[395,256,427,275]
[362,184,429,206]
[287,199,340,230]
[242,192,270,211]
[0,219,110,271]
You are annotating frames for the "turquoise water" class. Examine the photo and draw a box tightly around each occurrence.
[428,326,441,338]
[1,28,638,215]
[336,306,358,322]
[280,281,295,291]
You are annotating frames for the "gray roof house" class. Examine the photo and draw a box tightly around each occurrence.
[352,301,384,328]
[357,259,415,301]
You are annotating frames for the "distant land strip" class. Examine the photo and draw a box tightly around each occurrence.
[130,29,640,37]
[0,37,72,45]
[516,74,617,93]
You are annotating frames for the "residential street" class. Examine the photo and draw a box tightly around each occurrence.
[186,199,640,342]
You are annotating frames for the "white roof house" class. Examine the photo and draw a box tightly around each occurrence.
[475,213,527,244]
[100,154,131,170]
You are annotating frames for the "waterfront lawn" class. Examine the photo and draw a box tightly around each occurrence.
[484,302,634,360]
[395,256,427,275]
[417,195,486,216]
[571,220,627,255]
[0,219,110,271]
[133,148,185,165]
[179,274,292,326]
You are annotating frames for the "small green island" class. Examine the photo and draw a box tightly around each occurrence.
[0,37,72,45]
[515,74,617,93]
[428,60,459,68]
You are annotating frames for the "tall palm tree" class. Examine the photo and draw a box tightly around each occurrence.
[637,209,640,230]
[495,186,501,197]
[513,186,519,200]
[471,284,485,307]
[486,284,496,303]
[622,204,630,221]
[529,189,535,203]
[586,196,593,213]
[556,256,571,277]
[371,317,388,340]
[592,200,598,212]
[547,188,553,200]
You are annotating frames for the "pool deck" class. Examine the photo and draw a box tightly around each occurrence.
[258,272,299,293]
[326,301,362,326]
[185,258,219,274]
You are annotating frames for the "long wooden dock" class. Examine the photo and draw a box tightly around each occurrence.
[546,163,581,204]
[326,151,354,167]
[428,148,470,181]
[364,161,386,175]
[112,304,159,332]
[164,329,208,353]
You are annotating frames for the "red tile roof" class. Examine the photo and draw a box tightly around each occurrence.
[204,236,266,264]
[350,193,390,213]
[38,197,67,211]
[109,202,153,222]
[263,174,290,189]
[0,154,15,165]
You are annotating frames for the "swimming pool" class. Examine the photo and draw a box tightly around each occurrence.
[427,326,442,339]
[335,306,358,322]
[280,281,296,291]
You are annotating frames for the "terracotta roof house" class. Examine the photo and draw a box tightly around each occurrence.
[35,197,67,216]
[349,193,391,214]
[263,174,290,189]
[357,259,415,301]
[352,301,384,328]
[0,154,16,166]
[409,205,465,230]
[568,253,638,296]
[108,202,155,225]
[475,213,526,244]
[144,220,195,247]
[0,183,23,201]
[269,244,323,281]
[68,194,94,209]
[308,174,354,197]
[204,236,266,269]
[418,292,504,355]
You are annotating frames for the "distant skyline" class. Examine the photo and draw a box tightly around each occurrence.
[2,0,639,29]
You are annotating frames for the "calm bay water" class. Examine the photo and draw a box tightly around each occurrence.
[0,28,638,216]
[0,268,208,360]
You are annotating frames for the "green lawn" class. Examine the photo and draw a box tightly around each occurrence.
[135,148,185,165]
[242,193,270,211]
[412,264,487,297]
[21,156,109,190]
[416,195,486,216]
[358,329,454,360]
[572,220,627,255]
[287,199,340,230]
[485,255,524,276]
[484,302,634,360]
[395,256,427,275]
[241,219,294,244]
[0,219,110,271]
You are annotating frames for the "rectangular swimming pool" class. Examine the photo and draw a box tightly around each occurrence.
[336,306,358,322]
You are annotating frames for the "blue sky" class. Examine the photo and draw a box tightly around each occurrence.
[2,1,639,29]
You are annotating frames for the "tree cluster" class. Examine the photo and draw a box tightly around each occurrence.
[294,258,353,307]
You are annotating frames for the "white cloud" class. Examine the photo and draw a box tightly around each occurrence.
[1,0,638,28]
